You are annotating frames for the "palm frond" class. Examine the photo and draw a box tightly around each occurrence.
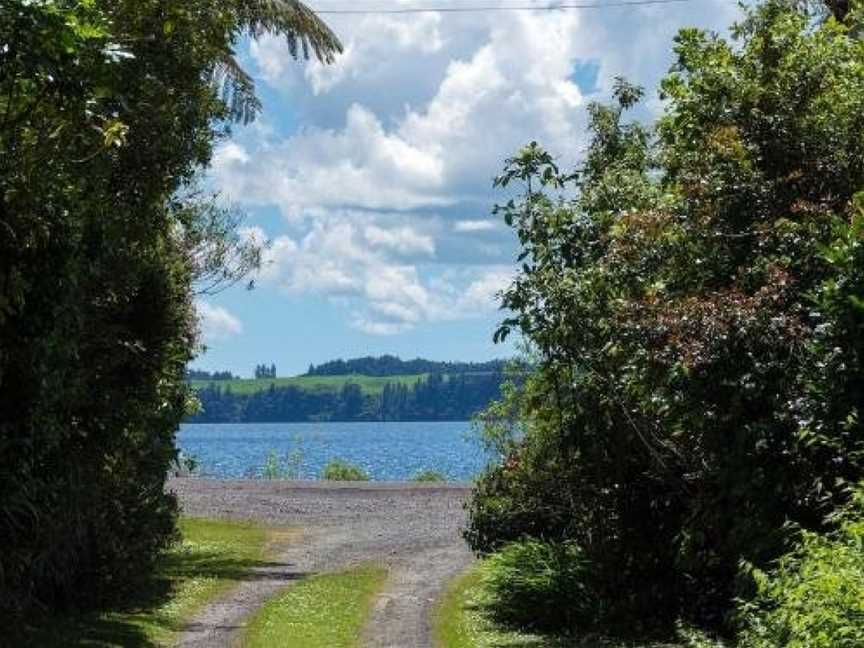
[208,48,262,125]
[212,0,342,124]
[237,0,343,64]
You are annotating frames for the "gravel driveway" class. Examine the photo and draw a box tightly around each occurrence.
[169,478,475,648]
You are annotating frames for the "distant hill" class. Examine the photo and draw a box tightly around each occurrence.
[306,355,507,377]
[186,355,515,423]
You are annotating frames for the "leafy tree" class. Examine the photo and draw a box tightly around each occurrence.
[0,0,339,613]
[468,0,864,634]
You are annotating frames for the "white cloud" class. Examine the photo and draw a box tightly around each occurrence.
[215,9,598,214]
[211,0,740,335]
[364,224,435,256]
[197,301,243,342]
[303,12,444,94]
[454,219,496,233]
[251,216,511,335]
[350,316,413,336]
[211,104,448,214]
[231,0,742,212]
[459,269,513,312]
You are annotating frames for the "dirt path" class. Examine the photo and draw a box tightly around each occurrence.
[170,478,475,647]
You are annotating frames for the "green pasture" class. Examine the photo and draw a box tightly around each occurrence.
[190,374,427,396]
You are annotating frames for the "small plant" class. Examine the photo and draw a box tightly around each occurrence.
[172,451,200,476]
[411,469,447,482]
[321,459,370,481]
[284,448,304,480]
[478,539,594,632]
[262,450,283,480]
[261,439,306,480]
[283,433,305,479]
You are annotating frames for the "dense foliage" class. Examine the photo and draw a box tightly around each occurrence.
[0,0,339,613]
[307,355,508,377]
[190,370,504,422]
[467,0,864,636]
[736,487,864,648]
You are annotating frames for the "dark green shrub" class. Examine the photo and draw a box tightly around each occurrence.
[321,459,370,481]
[465,456,575,555]
[467,0,864,634]
[736,490,864,648]
[478,539,594,633]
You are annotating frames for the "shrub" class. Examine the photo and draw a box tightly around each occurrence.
[321,459,370,482]
[467,0,864,633]
[466,458,576,554]
[478,539,594,633]
[411,469,447,482]
[736,490,864,648]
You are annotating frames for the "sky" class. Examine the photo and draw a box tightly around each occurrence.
[194,0,741,378]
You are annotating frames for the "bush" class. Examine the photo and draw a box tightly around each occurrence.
[411,469,447,482]
[466,458,576,554]
[736,490,864,648]
[467,0,864,634]
[478,539,594,633]
[321,459,370,482]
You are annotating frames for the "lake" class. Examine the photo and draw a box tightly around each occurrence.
[177,421,495,481]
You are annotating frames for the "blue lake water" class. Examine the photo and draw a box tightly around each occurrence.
[177,421,494,481]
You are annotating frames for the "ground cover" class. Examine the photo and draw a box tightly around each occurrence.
[189,373,427,395]
[11,518,276,647]
[434,565,684,648]
[241,564,388,648]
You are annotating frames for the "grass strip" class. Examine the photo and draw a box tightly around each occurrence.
[14,517,274,647]
[241,564,388,648]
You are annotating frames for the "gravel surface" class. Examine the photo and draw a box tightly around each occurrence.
[170,478,475,648]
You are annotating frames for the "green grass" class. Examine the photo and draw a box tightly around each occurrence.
[241,564,388,648]
[189,374,427,396]
[434,564,682,648]
[12,517,281,647]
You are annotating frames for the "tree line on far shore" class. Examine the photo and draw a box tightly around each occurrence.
[306,355,507,377]
[189,370,505,422]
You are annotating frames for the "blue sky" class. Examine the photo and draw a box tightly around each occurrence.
[194,0,739,377]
